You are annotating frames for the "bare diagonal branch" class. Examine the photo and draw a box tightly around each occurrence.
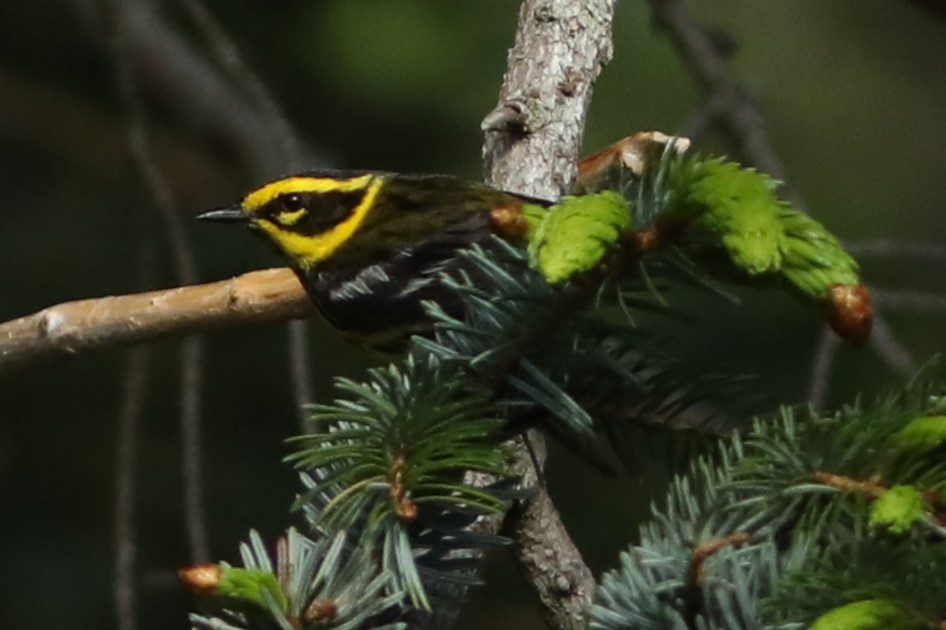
[0,268,312,372]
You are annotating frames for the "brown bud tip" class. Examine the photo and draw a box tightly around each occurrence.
[489,203,530,238]
[304,597,339,622]
[178,564,223,597]
[396,498,418,523]
[577,132,691,180]
[827,284,873,345]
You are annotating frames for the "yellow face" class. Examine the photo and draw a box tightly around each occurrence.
[225,173,385,269]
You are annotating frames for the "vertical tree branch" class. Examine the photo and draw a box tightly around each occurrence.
[483,0,616,199]
[482,1,616,627]
[109,0,209,563]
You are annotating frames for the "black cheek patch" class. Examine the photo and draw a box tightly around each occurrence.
[301,189,370,235]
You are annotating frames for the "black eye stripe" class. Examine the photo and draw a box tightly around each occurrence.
[263,189,368,234]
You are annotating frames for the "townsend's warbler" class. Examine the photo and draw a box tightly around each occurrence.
[198,136,873,349]
[198,171,545,348]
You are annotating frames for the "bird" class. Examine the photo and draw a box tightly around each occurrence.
[197,170,546,349]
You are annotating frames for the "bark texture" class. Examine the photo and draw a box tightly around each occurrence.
[483,0,616,200]
[481,1,617,627]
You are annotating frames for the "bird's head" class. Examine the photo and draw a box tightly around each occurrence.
[197,171,384,269]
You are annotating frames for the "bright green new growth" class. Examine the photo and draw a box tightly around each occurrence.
[809,599,914,630]
[673,158,785,275]
[778,206,860,297]
[521,200,549,234]
[215,565,288,613]
[668,155,860,299]
[869,485,925,534]
[526,190,630,283]
[523,154,861,301]
[889,414,946,455]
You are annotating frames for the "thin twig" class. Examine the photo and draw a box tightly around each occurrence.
[683,531,750,624]
[110,0,210,563]
[812,471,885,499]
[287,320,316,428]
[873,288,946,314]
[179,338,210,561]
[114,345,150,630]
[845,240,946,263]
[179,0,318,427]
[647,0,789,183]
[807,327,840,407]
[178,0,306,172]
[867,312,916,374]
[113,244,157,630]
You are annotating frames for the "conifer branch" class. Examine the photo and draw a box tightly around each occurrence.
[591,375,946,626]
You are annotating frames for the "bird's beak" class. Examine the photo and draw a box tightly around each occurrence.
[196,205,251,223]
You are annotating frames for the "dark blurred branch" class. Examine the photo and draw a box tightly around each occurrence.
[482,1,616,627]
[807,328,840,407]
[117,1,295,177]
[808,311,916,407]
[0,268,312,372]
[845,239,946,263]
[872,289,946,314]
[178,0,305,172]
[178,337,209,561]
[648,0,921,401]
[74,0,327,175]
[647,0,788,181]
[176,0,316,430]
[0,64,235,193]
[866,313,915,373]
[110,0,211,563]
[114,346,150,630]
[287,321,316,428]
[98,0,320,431]
[112,185,158,630]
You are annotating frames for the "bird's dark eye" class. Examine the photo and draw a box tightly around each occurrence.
[281,193,305,212]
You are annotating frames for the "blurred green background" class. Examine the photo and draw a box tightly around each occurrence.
[0,1,944,628]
